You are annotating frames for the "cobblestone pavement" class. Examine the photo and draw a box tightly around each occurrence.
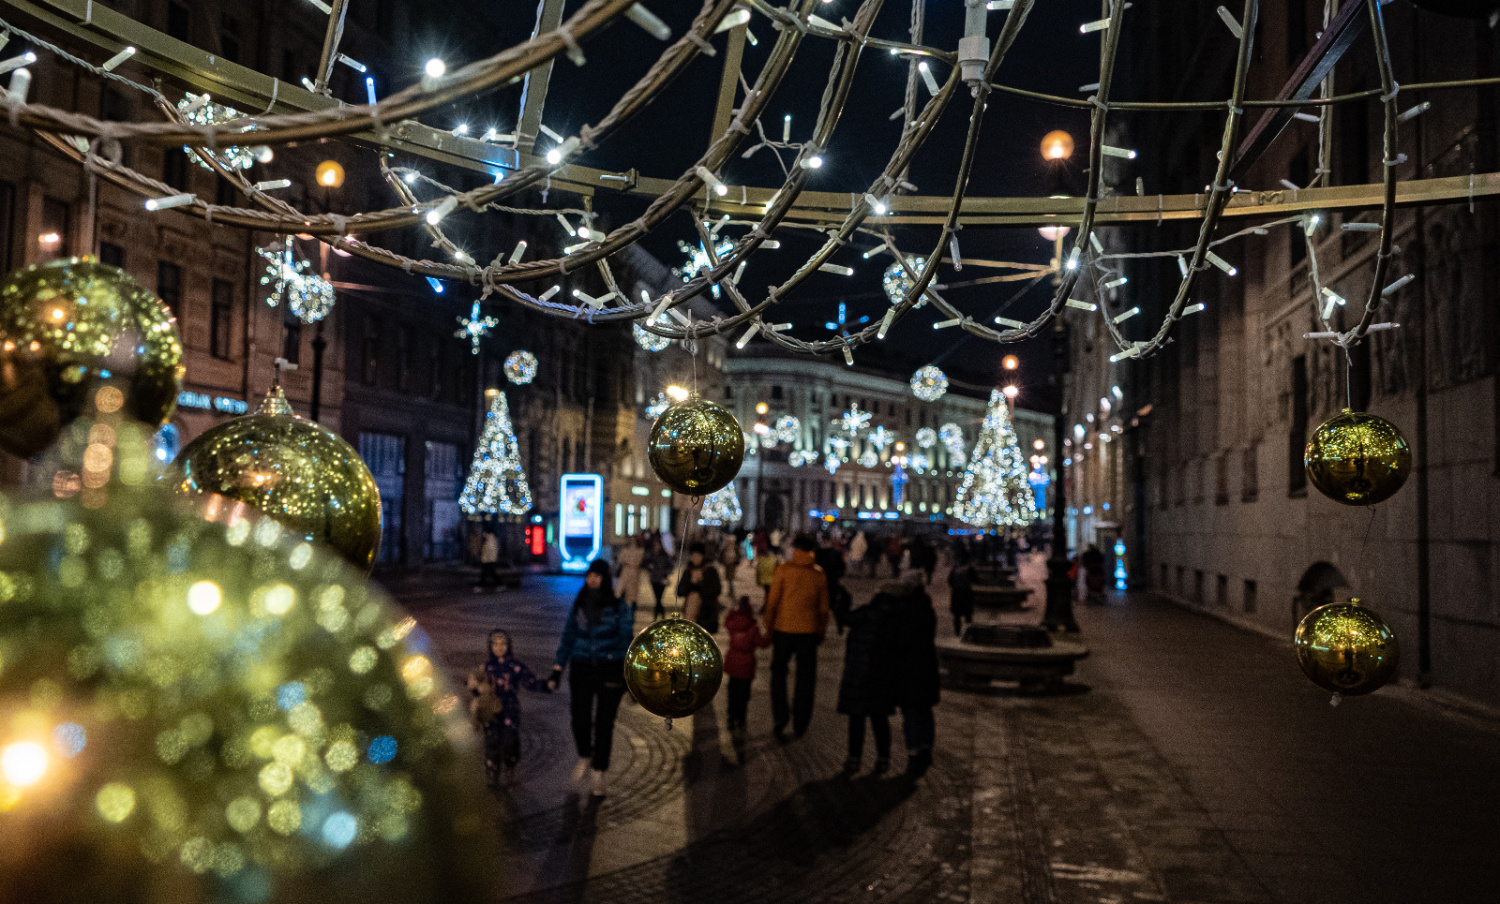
[389,556,1500,904]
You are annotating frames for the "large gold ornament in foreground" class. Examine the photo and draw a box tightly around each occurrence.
[1294,599,1400,696]
[168,387,382,571]
[1304,409,1412,506]
[624,615,723,719]
[647,398,744,496]
[0,258,183,458]
[0,415,489,904]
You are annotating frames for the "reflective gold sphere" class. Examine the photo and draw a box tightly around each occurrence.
[1305,409,1412,506]
[1295,600,1400,696]
[0,434,489,904]
[647,398,744,496]
[0,258,183,458]
[168,387,382,571]
[624,615,723,719]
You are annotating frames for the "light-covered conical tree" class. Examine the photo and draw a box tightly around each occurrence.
[953,390,1039,529]
[459,391,532,515]
[698,482,743,526]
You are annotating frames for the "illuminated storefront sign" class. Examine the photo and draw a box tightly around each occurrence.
[559,474,603,572]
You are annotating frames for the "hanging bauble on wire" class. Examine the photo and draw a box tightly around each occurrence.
[774,414,800,444]
[177,93,257,170]
[0,258,183,459]
[882,256,926,305]
[624,615,723,720]
[504,350,538,385]
[0,409,491,904]
[1304,410,1412,506]
[257,241,335,324]
[169,386,383,571]
[647,397,744,495]
[916,427,938,449]
[633,314,673,352]
[1294,599,1400,699]
[910,365,949,402]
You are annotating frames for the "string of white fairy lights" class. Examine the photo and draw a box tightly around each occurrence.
[0,0,1459,363]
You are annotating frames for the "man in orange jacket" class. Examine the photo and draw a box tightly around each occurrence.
[763,533,831,740]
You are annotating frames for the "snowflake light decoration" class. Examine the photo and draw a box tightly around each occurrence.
[910,365,949,402]
[882,255,927,306]
[257,242,335,324]
[788,450,807,467]
[867,426,896,451]
[911,453,932,473]
[827,435,850,459]
[177,94,256,170]
[672,237,734,298]
[504,350,538,385]
[858,449,878,469]
[823,456,841,475]
[836,403,872,437]
[455,301,499,355]
[916,427,938,449]
[774,415,801,444]
[633,314,673,352]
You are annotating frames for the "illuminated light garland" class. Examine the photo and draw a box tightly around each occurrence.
[256,241,335,324]
[455,301,499,355]
[953,389,1038,528]
[503,350,538,385]
[915,427,938,449]
[867,425,896,451]
[910,365,949,402]
[460,390,533,515]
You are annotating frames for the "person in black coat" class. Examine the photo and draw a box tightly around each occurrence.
[947,560,976,637]
[888,579,940,777]
[836,588,899,775]
[815,536,851,634]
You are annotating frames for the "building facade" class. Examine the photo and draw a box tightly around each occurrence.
[724,349,1052,535]
[1100,1,1500,707]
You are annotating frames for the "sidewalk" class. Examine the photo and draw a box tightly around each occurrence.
[400,555,1500,904]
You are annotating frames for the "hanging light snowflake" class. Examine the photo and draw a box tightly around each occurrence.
[836,403,872,437]
[867,426,896,451]
[910,365,949,402]
[858,449,878,468]
[788,450,807,467]
[257,241,335,324]
[455,301,500,355]
[824,456,841,475]
[882,255,927,306]
[911,453,932,473]
[504,350,538,385]
[916,427,938,449]
[801,449,819,464]
[774,415,801,444]
[177,93,257,170]
[647,393,672,419]
[672,237,734,298]
[633,314,673,352]
[827,435,850,460]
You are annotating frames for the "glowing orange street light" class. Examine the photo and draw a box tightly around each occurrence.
[315,160,346,189]
[1002,354,1020,370]
[1040,130,1074,161]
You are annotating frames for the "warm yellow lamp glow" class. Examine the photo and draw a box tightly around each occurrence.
[1041,130,1074,160]
[315,160,346,189]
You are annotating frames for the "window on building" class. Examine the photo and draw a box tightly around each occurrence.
[1215,453,1229,506]
[39,198,69,262]
[1217,574,1229,607]
[219,15,241,63]
[162,148,188,191]
[1241,443,1259,502]
[166,1,191,41]
[428,339,442,400]
[156,261,182,316]
[361,317,380,386]
[210,278,234,359]
[397,328,412,392]
[281,307,301,365]
[1289,355,1308,494]
[1243,579,1257,614]
[98,242,124,269]
[771,386,783,400]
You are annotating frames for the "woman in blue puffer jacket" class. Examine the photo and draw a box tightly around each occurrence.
[547,558,634,797]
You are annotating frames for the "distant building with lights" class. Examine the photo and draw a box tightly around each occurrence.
[723,348,1052,534]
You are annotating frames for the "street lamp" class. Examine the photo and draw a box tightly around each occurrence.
[1040,130,1074,161]
[1002,354,1020,371]
[1040,132,1078,633]
[1002,385,1020,401]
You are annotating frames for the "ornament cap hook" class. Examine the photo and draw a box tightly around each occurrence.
[259,384,296,417]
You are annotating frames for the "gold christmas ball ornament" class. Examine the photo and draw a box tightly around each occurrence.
[647,398,744,496]
[168,386,383,571]
[1305,409,1413,506]
[0,257,183,458]
[624,615,723,719]
[1294,599,1401,697]
[0,430,490,904]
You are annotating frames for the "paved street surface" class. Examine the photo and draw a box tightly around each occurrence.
[387,556,1500,904]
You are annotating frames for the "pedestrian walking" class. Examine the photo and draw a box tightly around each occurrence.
[677,541,723,634]
[763,533,831,741]
[886,535,904,578]
[889,579,940,777]
[837,589,898,775]
[947,558,977,637]
[645,533,673,619]
[616,533,645,611]
[723,595,770,737]
[475,530,500,591]
[815,534,851,635]
[471,629,548,789]
[720,531,742,598]
[1081,543,1106,605]
[913,537,938,586]
[546,559,633,797]
[753,528,778,604]
[848,531,867,575]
